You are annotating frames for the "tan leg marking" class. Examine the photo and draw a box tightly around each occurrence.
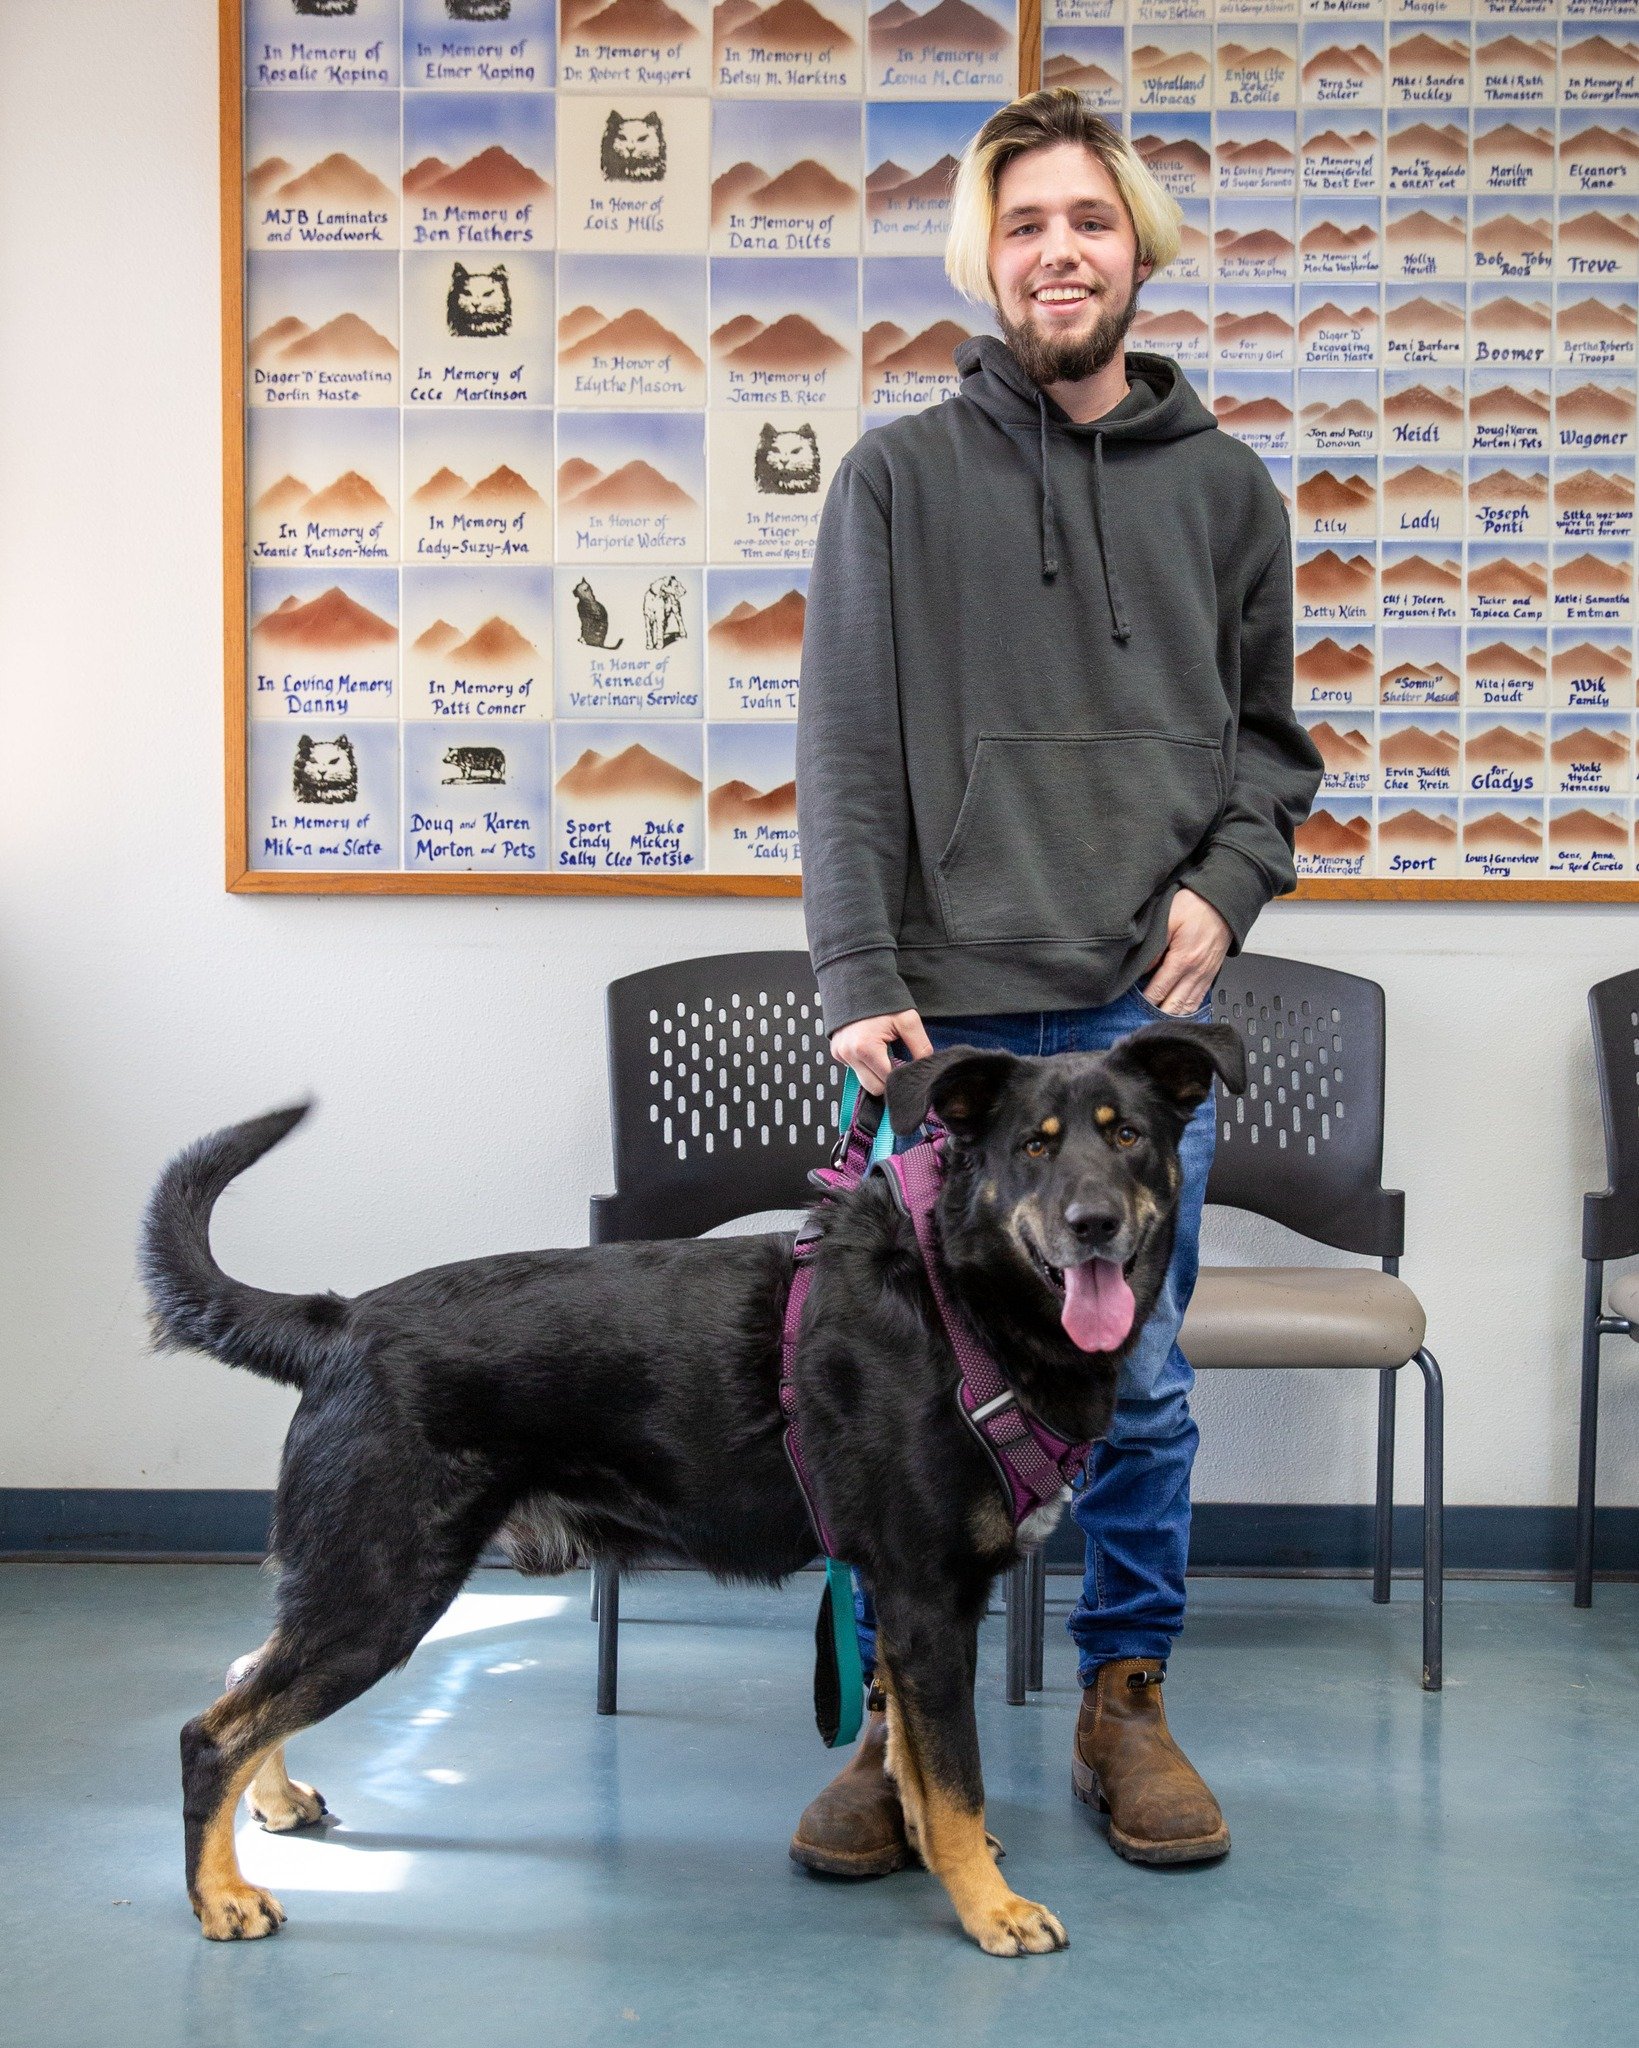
[248,1745,328,1833]
[192,1745,287,1941]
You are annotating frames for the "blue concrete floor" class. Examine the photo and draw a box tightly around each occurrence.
[4,1565,1638,2048]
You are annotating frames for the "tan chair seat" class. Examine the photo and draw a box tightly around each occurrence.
[1607,1271,1639,1330]
[1182,1267,1426,1370]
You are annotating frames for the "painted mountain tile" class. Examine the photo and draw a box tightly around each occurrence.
[710,100,862,257]
[1217,24,1299,110]
[1554,460,1635,544]
[553,564,703,716]
[557,96,708,250]
[1294,799,1374,879]
[711,256,858,410]
[403,410,555,562]
[866,0,1017,98]
[706,721,800,870]
[1301,110,1382,192]
[248,720,400,870]
[1295,543,1378,624]
[1130,113,1214,199]
[1470,282,1553,369]
[1297,195,1379,276]
[401,564,554,720]
[1549,712,1632,797]
[1469,373,1550,453]
[1557,201,1639,284]
[861,259,983,407]
[1213,284,1295,365]
[1460,796,1545,876]
[1379,625,1460,704]
[1469,454,1550,539]
[1384,283,1466,364]
[714,0,865,94]
[1555,284,1639,370]
[1215,111,1298,193]
[706,566,807,717]
[403,0,555,89]
[248,408,398,563]
[249,567,399,721]
[1471,195,1553,283]
[1553,543,1634,624]
[556,410,705,559]
[1129,26,1214,110]
[1136,283,1213,363]
[1551,631,1635,710]
[1547,798,1632,876]
[1383,198,1465,279]
[1301,25,1384,109]
[551,720,705,871]
[1378,711,1459,795]
[1465,632,1547,708]
[1470,107,1556,192]
[404,249,554,406]
[1167,200,1212,280]
[1473,27,1556,107]
[1215,200,1298,282]
[245,0,400,88]
[1041,28,1126,110]
[1299,370,1377,454]
[1214,372,1296,456]
[1383,453,1463,536]
[1381,541,1462,621]
[557,253,706,406]
[1386,25,1470,109]
[1560,25,1639,108]
[1558,117,1639,196]
[247,250,398,407]
[1464,715,1545,797]
[1294,628,1378,710]
[1556,373,1635,457]
[1382,372,1464,453]
[1385,111,1468,193]
[557,0,709,91]
[1377,798,1457,879]
[708,407,859,560]
[1301,708,1376,791]
[402,721,552,870]
[247,91,400,248]
[865,103,1002,248]
[1298,284,1380,365]
[402,92,554,248]
[1469,542,1549,626]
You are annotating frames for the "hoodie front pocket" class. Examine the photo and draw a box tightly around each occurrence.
[933,733,1226,946]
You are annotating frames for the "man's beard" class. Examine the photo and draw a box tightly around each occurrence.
[998,271,1141,389]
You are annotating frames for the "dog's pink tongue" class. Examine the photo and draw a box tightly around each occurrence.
[1061,1259,1136,1353]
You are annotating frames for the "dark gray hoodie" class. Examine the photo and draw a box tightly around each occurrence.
[796,338,1323,1032]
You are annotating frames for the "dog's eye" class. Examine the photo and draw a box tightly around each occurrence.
[1022,1135,1049,1158]
[1115,1125,1140,1149]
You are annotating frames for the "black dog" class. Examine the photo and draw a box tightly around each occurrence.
[142,1023,1244,1953]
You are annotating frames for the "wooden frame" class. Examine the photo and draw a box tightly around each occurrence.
[220,0,1639,901]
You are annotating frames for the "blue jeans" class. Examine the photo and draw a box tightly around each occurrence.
[852,986,1217,1687]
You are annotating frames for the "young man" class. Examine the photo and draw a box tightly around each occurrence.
[791,90,1321,1877]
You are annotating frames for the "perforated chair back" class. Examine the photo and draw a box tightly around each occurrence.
[1206,952,1404,1258]
[593,951,841,1243]
[1583,968,1639,1262]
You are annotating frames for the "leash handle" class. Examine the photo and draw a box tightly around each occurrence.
[837,1067,898,1172]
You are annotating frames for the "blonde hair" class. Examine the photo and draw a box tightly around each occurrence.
[945,89,1182,308]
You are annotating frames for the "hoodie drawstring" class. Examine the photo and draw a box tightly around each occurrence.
[1034,393,1132,643]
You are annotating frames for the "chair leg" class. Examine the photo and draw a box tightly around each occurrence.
[595,1565,620,1715]
[1025,1548,1046,1692]
[1416,1350,1444,1693]
[1005,1561,1028,1706]
[589,1570,600,1623]
[1575,1262,1604,1609]
[1373,1367,1397,1604]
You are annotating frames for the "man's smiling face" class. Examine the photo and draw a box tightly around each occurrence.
[987,141,1152,389]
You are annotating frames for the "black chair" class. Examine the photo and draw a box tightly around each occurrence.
[1574,968,1639,1606]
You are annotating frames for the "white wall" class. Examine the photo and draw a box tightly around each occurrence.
[3,0,1637,1511]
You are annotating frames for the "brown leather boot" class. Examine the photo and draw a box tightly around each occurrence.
[1071,1658,1230,1866]
[788,1709,912,1878]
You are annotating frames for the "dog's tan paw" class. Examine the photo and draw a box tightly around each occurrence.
[967,1892,1067,1958]
[195,1882,286,1941]
[250,1777,327,1832]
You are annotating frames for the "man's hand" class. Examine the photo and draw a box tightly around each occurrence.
[1141,888,1232,1016]
[830,1009,934,1096]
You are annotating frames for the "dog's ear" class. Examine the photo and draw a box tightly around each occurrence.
[886,1047,1020,1141]
[1110,1021,1247,1113]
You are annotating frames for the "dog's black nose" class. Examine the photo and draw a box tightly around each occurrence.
[1064,1201,1121,1248]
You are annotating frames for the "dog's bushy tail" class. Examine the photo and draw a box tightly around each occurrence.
[140,1104,349,1390]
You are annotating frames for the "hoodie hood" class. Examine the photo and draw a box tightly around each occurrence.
[953,337,1219,636]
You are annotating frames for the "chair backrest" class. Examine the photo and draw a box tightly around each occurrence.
[593,951,841,1243]
[1206,952,1405,1258]
[1583,968,1639,1262]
